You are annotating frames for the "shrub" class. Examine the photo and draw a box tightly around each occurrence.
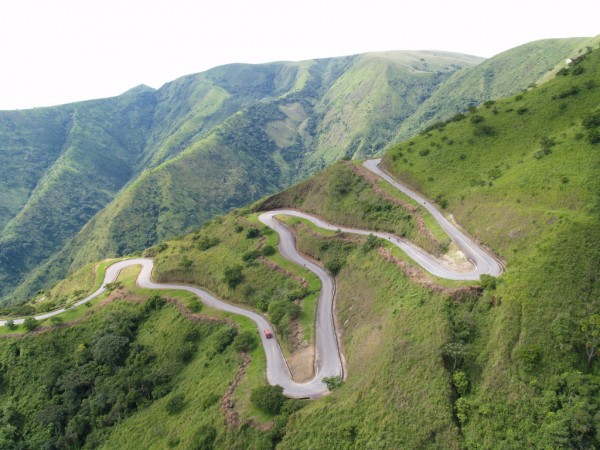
[246,228,260,239]
[105,282,122,292]
[323,376,344,391]
[551,313,577,349]
[23,317,38,332]
[233,331,257,352]
[582,111,600,129]
[470,115,484,124]
[419,148,430,156]
[180,257,193,268]
[197,236,219,251]
[234,224,244,233]
[261,245,276,256]
[515,345,540,371]
[50,316,63,325]
[588,129,600,144]
[165,394,186,415]
[250,385,286,414]
[223,265,244,288]
[4,319,16,330]
[517,107,528,115]
[474,124,496,137]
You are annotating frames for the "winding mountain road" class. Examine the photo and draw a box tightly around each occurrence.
[0,158,502,398]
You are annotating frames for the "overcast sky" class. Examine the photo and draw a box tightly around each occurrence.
[0,0,597,110]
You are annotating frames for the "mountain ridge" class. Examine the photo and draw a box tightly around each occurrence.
[0,37,592,303]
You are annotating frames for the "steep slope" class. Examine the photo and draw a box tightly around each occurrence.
[395,37,591,139]
[382,46,600,447]
[1,46,599,446]
[304,51,483,169]
[1,39,586,303]
[4,51,480,303]
[0,87,157,298]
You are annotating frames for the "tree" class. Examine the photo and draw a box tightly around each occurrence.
[223,265,244,288]
[23,317,38,332]
[93,333,130,367]
[250,385,286,414]
[233,331,257,352]
[4,319,15,330]
[362,234,378,253]
[442,342,468,371]
[580,314,600,365]
[261,245,276,256]
[452,370,469,396]
[246,228,260,239]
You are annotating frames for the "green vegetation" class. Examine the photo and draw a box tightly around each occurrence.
[257,162,444,255]
[0,50,488,305]
[382,46,600,447]
[0,38,598,449]
[250,385,287,414]
[396,37,592,139]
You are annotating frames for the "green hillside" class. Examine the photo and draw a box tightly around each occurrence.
[382,46,600,447]
[0,39,589,308]
[1,43,599,447]
[2,51,483,304]
[0,87,157,300]
[395,37,592,139]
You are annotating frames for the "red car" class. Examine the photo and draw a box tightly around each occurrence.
[264,329,273,339]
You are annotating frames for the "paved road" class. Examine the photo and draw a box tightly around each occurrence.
[363,159,503,278]
[0,158,502,398]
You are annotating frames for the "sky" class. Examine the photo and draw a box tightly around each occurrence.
[0,0,597,110]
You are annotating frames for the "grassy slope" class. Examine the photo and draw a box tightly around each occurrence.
[256,162,444,255]
[395,37,591,140]
[383,46,600,447]
[307,51,483,166]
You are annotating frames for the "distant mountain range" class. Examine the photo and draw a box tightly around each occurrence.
[0,36,593,303]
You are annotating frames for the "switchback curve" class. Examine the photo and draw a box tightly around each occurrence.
[0,159,502,398]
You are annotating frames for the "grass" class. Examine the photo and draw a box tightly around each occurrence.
[381,47,600,447]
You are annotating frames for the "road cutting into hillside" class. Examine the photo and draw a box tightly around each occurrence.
[0,158,502,398]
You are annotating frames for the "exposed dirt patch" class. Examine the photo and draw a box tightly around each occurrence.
[439,242,475,274]
[288,344,315,382]
[377,247,482,300]
[221,352,252,428]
